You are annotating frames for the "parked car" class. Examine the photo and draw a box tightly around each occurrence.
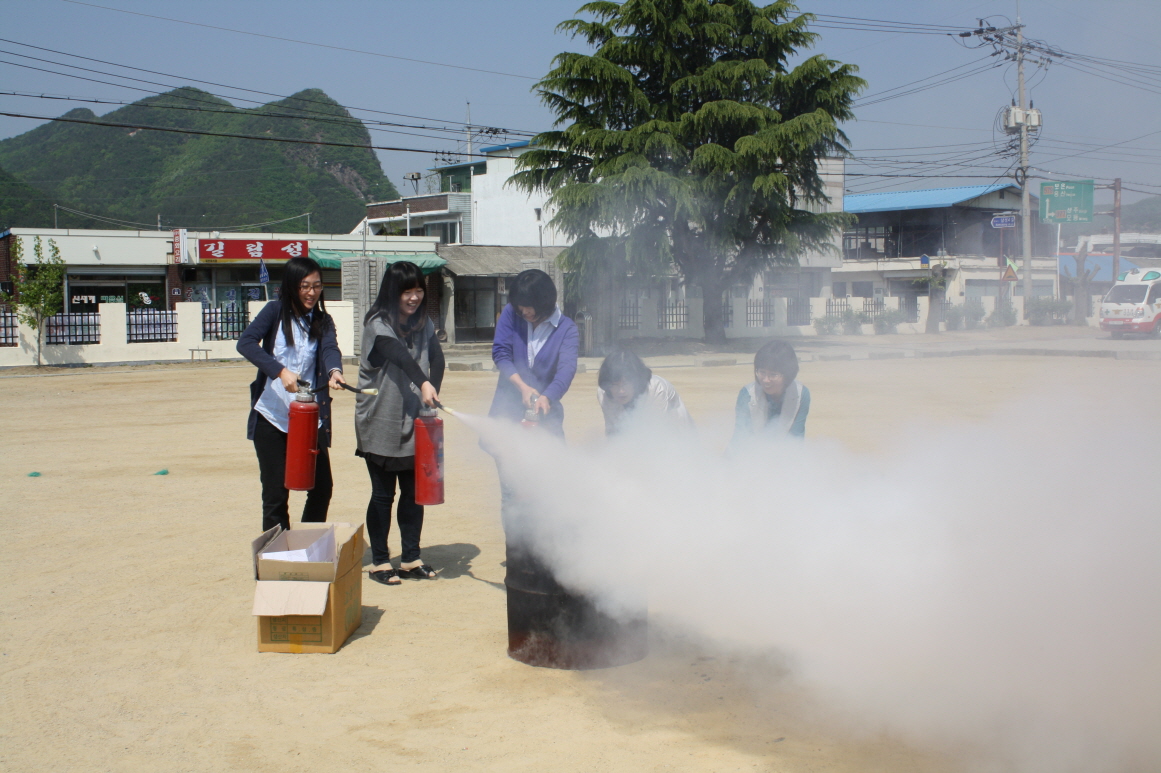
[1100,268,1161,338]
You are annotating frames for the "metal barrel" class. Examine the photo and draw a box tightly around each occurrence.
[504,542,647,670]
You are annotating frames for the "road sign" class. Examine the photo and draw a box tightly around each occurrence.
[1039,180,1094,223]
[991,215,1017,229]
[1001,265,1018,281]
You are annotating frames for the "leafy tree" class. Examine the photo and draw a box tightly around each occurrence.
[512,0,864,343]
[1,236,66,366]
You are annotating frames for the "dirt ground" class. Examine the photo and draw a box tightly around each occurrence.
[2,354,1157,772]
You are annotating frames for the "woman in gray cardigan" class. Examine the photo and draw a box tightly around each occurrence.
[354,262,445,586]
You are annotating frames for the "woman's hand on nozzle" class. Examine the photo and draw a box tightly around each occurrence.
[279,368,299,393]
[328,370,347,391]
[534,394,550,416]
[420,381,439,407]
[519,384,539,408]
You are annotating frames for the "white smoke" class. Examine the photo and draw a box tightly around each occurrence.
[462,386,1161,773]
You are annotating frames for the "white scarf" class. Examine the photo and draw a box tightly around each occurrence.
[744,379,803,437]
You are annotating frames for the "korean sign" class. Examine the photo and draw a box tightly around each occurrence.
[171,229,188,264]
[1039,180,1094,223]
[197,239,307,263]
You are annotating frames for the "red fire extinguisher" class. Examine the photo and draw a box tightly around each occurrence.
[414,407,444,505]
[285,382,320,491]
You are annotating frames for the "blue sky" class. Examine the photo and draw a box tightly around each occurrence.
[2,0,1158,208]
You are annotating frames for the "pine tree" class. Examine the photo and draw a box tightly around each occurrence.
[512,0,864,343]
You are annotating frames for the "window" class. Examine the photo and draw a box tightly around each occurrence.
[1146,284,1160,305]
[425,221,460,244]
[852,281,874,298]
[832,281,847,297]
[1104,285,1147,304]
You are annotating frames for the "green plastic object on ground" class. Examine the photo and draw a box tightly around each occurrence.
[154,469,169,476]
[27,472,41,477]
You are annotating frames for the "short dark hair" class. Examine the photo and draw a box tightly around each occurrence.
[366,261,426,335]
[753,339,799,382]
[508,269,557,318]
[598,348,652,397]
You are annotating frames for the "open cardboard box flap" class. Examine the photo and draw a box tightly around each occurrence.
[254,523,361,582]
[252,580,330,616]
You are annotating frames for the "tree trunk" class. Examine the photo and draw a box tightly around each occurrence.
[700,279,726,345]
[35,324,43,367]
[925,284,944,334]
[1072,246,1090,326]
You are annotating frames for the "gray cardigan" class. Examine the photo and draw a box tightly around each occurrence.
[354,316,434,458]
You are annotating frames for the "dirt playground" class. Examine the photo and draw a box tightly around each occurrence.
[2,354,1157,772]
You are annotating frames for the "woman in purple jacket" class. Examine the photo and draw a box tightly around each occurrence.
[489,269,579,437]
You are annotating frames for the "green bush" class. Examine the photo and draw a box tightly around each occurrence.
[872,308,909,334]
[1025,297,1073,326]
[841,308,870,335]
[987,301,1018,327]
[964,301,986,329]
[813,315,840,335]
[944,305,965,331]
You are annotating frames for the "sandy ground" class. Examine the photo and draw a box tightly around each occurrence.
[3,354,1158,772]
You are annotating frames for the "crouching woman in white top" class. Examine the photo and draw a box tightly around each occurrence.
[730,339,810,449]
[596,348,692,436]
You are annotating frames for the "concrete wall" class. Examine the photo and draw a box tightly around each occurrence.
[0,300,355,368]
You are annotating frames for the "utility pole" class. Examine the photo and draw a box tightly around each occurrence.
[1017,10,1033,308]
[53,204,58,229]
[1112,177,1122,283]
[466,102,473,161]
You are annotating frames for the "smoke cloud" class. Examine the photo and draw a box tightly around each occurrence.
[463,386,1161,773]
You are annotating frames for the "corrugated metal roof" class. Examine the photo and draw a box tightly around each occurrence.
[844,184,1016,213]
[437,245,565,276]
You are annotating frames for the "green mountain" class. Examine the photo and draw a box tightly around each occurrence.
[0,88,399,233]
[0,165,57,229]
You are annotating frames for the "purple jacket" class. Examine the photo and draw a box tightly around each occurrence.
[489,304,579,436]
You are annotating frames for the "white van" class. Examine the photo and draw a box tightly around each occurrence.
[1100,268,1161,338]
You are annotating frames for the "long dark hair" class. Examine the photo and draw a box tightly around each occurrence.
[598,347,652,403]
[279,256,328,342]
[365,261,426,336]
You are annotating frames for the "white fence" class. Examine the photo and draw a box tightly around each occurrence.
[0,301,355,368]
[610,294,1105,339]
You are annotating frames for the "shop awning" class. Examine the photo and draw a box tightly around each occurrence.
[309,249,446,274]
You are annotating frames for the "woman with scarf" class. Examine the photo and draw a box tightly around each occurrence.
[730,339,810,447]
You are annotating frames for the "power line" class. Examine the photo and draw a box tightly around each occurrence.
[0,109,492,157]
[0,89,524,145]
[57,0,538,80]
[0,39,535,135]
[53,203,313,231]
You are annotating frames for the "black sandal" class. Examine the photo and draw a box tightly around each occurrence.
[369,568,401,585]
[397,564,437,579]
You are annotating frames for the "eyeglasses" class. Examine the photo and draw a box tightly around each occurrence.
[755,370,785,381]
[299,282,323,292]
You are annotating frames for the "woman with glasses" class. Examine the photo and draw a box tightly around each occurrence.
[238,256,347,532]
[730,339,810,448]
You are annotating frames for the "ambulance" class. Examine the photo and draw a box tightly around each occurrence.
[1099,268,1161,338]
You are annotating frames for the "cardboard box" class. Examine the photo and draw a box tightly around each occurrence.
[251,523,364,654]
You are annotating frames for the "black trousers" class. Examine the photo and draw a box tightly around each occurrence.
[253,413,332,532]
[364,460,424,566]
